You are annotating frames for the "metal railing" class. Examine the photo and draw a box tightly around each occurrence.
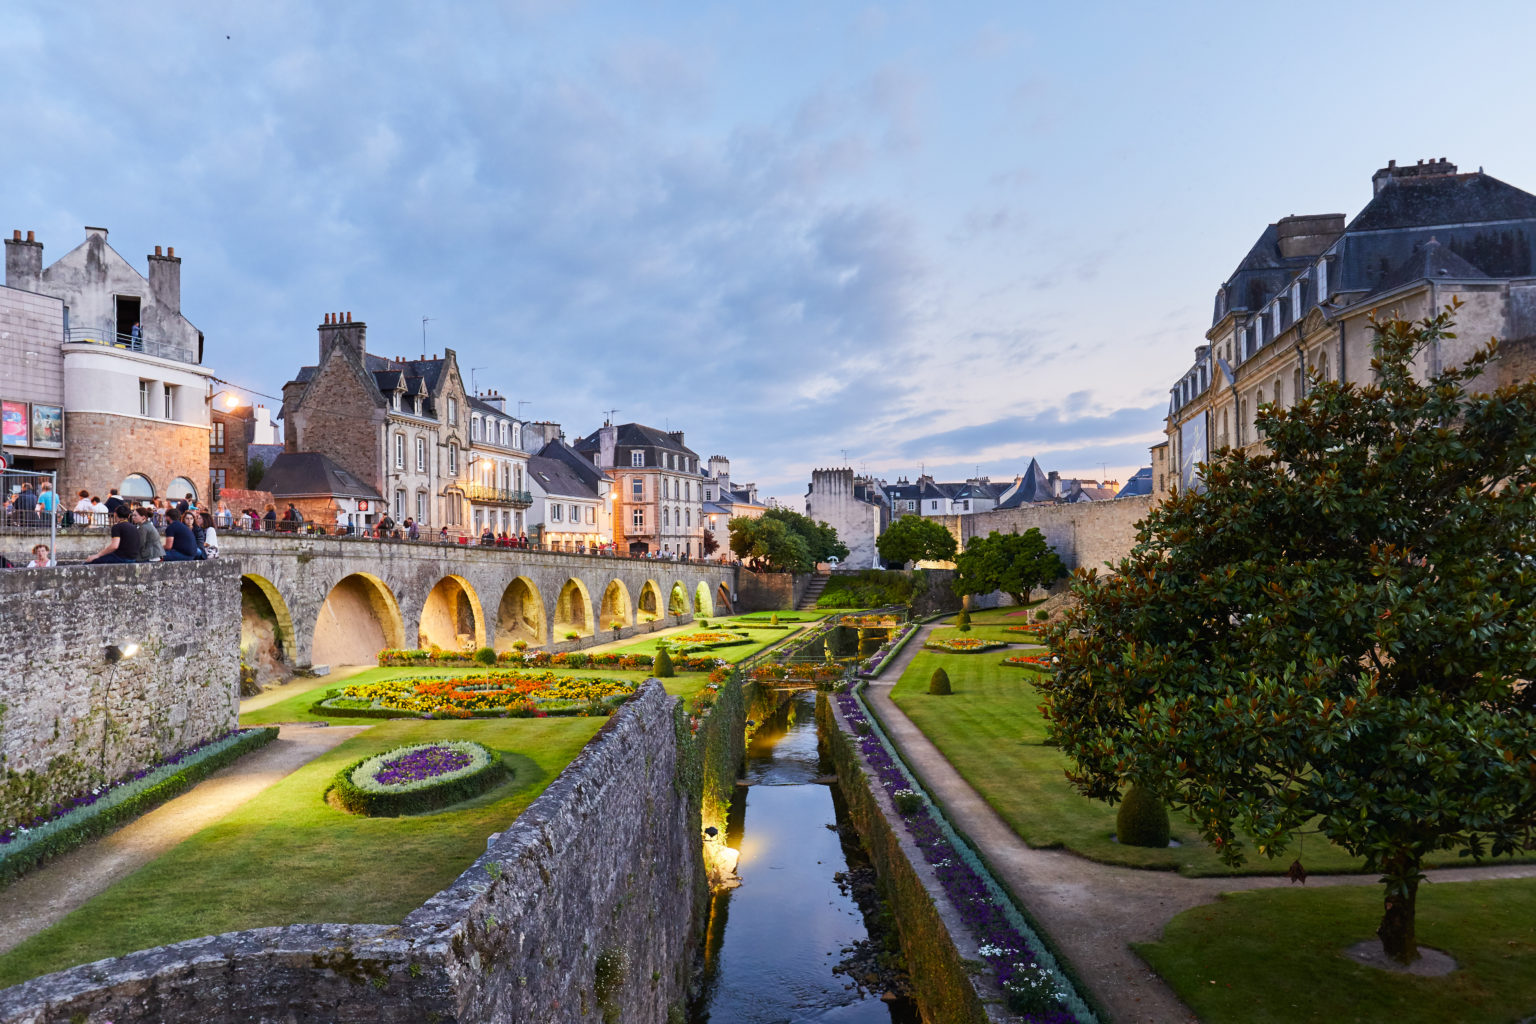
[64,326,199,365]
[463,483,533,507]
[1,470,58,565]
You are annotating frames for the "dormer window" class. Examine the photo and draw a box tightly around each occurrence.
[392,392,402,411]
[631,451,644,467]
[413,396,422,416]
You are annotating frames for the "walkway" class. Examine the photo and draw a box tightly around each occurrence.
[0,722,366,956]
[863,622,1536,1024]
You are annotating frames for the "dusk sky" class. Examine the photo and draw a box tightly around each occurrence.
[7,1,1535,503]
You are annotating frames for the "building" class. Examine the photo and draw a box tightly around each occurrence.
[805,467,888,568]
[573,421,704,557]
[1167,159,1536,487]
[258,451,384,529]
[526,439,610,551]
[465,391,532,538]
[280,314,475,531]
[3,226,213,503]
[700,456,766,552]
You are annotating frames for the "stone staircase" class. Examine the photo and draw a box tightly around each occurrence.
[797,573,829,610]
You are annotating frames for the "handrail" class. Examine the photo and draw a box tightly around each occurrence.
[64,326,198,365]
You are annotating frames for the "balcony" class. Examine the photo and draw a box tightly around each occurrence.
[464,483,533,508]
[65,326,198,365]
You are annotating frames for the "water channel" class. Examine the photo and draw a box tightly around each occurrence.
[689,691,919,1024]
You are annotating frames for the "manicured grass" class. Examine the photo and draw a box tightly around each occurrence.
[933,605,1048,644]
[0,717,603,988]
[607,621,808,664]
[1136,879,1536,1024]
[240,666,705,726]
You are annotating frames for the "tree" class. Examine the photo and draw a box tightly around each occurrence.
[729,516,810,572]
[877,514,958,568]
[952,529,1066,606]
[1037,305,1536,964]
[247,456,266,489]
[701,528,719,556]
[763,506,849,565]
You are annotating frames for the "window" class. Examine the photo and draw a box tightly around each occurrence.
[392,392,401,411]
[632,477,643,499]
[631,450,644,467]
[513,423,521,448]
[705,488,713,501]
[210,421,225,453]
[169,476,197,502]
[416,437,426,472]
[662,507,669,526]
[447,397,457,425]
[210,468,226,493]
[499,422,507,446]
[551,503,563,522]
[685,509,691,527]
[472,416,481,441]
[139,380,150,416]
[448,443,459,475]
[569,504,579,522]
[395,490,405,519]
[394,434,405,469]
[120,473,154,498]
[163,385,175,419]
[586,507,595,524]
[417,491,428,522]
[632,508,644,529]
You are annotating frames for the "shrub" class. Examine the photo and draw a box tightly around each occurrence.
[328,741,507,817]
[1115,783,1171,848]
[564,631,579,640]
[474,646,497,666]
[689,690,716,714]
[513,640,529,652]
[770,613,780,625]
[892,788,924,814]
[956,609,971,632]
[1035,609,1049,622]
[654,646,675,678]
[929,667,952,695]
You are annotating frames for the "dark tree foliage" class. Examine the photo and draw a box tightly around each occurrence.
[952,528,1066,606]
[1038,305,1536,963]
[729,508,848,572]
[701,528,719,556]
[877,513,958,568]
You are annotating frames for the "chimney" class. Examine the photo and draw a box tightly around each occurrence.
[1047,470,1061,497]
[1372,157,1458,195]
[147,245,182,315]
[5,229,43,291]
[317,310,367,363]
[1275,214,1345,259]
[597,422,618,468]
[667,430,685,447]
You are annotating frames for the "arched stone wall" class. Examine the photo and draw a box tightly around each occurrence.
[692,581,714,618]
[599,579,633,631]
[638,580,662,622]
[667,581,688,616]
[716,582,734,615]
[240,574,294,686]
[553,578,595,639]
[495,576,545,650]
[312,572,406,667]
[419,575,486,652]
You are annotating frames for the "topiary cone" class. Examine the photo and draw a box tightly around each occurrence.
[929,667,952,695]
[1116,783,1171,848]
[956,609,971,632]
[654,646,675,678]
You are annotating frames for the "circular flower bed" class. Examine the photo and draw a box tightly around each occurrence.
[923,637,1007,654]
[328,740,506,817]
[664,630,753,655]
[1001,653,1053,669]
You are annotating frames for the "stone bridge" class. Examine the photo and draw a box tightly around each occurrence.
[38,531,739,672]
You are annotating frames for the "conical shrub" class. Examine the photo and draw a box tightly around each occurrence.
[956,609,971,632]
[1116,783,1171,848]
[654,646,675,678]
[929,667,952,695]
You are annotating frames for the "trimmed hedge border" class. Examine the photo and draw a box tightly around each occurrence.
[0,727,279,889]
[327,743,508,817]
[922,638,1008,654]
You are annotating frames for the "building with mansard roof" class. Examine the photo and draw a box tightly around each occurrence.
[572,421,704,557]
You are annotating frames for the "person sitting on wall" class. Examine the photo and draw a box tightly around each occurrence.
[135,506,162,563]
[161,511,201,561]
[88,505,142,564]
[27,543,53,568]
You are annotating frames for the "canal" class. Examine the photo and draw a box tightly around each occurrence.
[689,690,919,1023]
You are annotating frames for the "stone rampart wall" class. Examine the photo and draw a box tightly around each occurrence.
[0,682,703,1024]
[936,495,1151,573]
[734,570,811,611]
[0,561,241,828]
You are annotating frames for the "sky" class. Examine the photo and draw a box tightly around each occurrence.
[7,1,1536,504]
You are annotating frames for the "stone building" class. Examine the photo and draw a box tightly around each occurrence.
[573,421,703,557]
[1167,158,1536,485]
[527,441,609,551]
[805,467,887,568]
[280,314,473,531]
[700,455,766,553]
[466,391,532,538]
[3,226,213,502]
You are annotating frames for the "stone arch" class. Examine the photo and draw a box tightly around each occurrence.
[716,582,734,615]
[419,574,486,652]
[554,578,595,639]
[495,576,546,650]
[240,574,294,685]
[313,572,406,668]
[693,581,715,618]
[638,580,662,622]
[599,579,633,631]
[667,581,688,616]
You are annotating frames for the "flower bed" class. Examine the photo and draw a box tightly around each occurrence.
[0,728,278,888]
[1003,626,1044,640]
[1002,654,1053,669]
[842,614,905,629]
[327,740,506,817]
[856,621,920,679]
[746,662,843,684]
[662,630,753,655]
[374,648,723,673]
[833,694,1092,1021]
[317,673,639,718]
[923,638,1007,654]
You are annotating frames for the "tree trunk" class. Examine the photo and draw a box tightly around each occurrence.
[1377,855,1421,964]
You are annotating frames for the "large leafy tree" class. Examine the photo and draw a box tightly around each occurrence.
[952,528,1066,606]
[877,514,958,568]
[756,507,849,566]
[729,515,811,572]
[1038,305,1536,964]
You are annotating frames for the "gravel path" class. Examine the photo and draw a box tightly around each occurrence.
[0,722,367,956]
[863,621,1536,1024]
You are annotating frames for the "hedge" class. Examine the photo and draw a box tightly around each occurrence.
[0,727,278,889]
[326,745,508,817]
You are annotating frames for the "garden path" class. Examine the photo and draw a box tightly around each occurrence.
[240,665,369,711]
[865,621,1536,1024]
[0,722,367,956]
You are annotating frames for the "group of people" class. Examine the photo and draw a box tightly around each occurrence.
[477,526,537,548]
[87,500,220,565]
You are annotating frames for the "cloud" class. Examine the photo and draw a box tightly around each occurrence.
[901,401,1165,459]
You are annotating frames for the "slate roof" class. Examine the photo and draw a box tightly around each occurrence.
[261,452,382,500]
[573,422,699,458]
[1347,172,1536,233]
[1370,237,1490,294]
[1115,467,1154,498]
[528,454,600,500]
[536,439,607,490]
[247,443,286,470]
[996,458,1055,508]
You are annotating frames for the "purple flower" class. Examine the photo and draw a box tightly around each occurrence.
[372,745,472,785]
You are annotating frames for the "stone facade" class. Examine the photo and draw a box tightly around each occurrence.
[0,561,241,828]
[805,468,887,569]
[59,409,210,506]
[936,494,1152,576]
[209,403,255,497]
[0,683,704,1024]
[735,570,811,612]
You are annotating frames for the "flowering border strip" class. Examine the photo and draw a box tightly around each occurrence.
[0,727,279,889]
[833,690,1096,1022]
[923,638,1008,654]
[327,741,507,817]
[856,619,920,679]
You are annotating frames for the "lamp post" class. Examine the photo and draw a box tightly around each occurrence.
[100,642,140,775]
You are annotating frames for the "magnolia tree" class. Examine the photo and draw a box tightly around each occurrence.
[1038,305,1536,964]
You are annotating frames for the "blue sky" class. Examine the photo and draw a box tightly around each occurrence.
[7,1,1535,502]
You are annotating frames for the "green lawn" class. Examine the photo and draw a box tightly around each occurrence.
[240,666,706,726]
[1137,879,1536,1024]
[0,717,603,988]
[606,617,810,664]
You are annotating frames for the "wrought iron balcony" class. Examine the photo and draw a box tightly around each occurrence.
[464,483,533,508]
[64,326,199,365]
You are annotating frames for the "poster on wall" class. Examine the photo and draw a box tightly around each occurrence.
[30,404,63,448]
[1178,412,1208,493]
[1,401,28,448]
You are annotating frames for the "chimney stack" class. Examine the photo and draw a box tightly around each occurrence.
[5,229,43,291]
[147,244,182,315]
[317,310,367,362]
